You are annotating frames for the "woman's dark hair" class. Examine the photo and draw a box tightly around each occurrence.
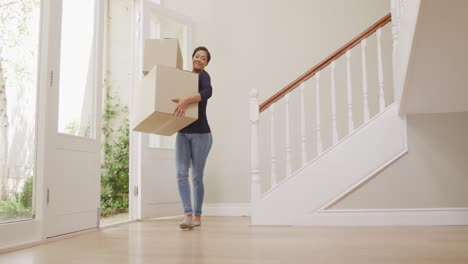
[192,46,211,63]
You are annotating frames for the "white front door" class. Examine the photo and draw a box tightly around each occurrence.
[131,0,193,219]
[44,0,105,237]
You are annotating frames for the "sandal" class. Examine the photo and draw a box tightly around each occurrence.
[179,220,195,229]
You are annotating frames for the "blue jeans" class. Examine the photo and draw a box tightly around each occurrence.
[176,132,212,216]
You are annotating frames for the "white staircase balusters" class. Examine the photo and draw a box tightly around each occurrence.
[377,28,386,112]
[315,72,323,155]
[285,93,292,177]
[250,17,395,201]
[300,83,307,166]
[361,39,370,122]
[270,104,277,187]
[331,61,338,144]
[346,50,355,133]
[249,89,260,202]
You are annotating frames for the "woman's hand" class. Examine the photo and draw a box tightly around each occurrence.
[171,94,201,117]
[172,98,189,117]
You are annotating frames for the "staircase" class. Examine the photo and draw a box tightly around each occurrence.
[252,104,407,226]
[249,0,468,226]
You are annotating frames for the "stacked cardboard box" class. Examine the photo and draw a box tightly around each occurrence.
[132,39,198,136]
[142,39,183,74]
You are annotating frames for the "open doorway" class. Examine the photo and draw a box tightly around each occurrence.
[99,0,193,225]
[99,0,133,226]
[130,0,193,220]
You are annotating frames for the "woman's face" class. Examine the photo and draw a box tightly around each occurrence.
[192,50,208,72]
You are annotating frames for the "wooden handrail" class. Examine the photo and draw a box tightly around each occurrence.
[259,13,392,113]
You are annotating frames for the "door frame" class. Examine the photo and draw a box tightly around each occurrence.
[130,0,193,219]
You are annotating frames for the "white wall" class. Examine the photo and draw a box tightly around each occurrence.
[105,0,133,108]
[401,0,468,114]
[164,0,390,203]
[333,112,468,209]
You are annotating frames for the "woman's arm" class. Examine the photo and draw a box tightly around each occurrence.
[172,94,201,117]
[172,72,212,117]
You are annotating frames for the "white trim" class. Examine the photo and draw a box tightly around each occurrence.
[318,142,408,211]
[36,0,52,242]
[0,219,42,253]
[129,0,141,222]
[396,0,422,115]
[297,208,468,226]
[0,227,97,254]
[1,218,138,253]
[203,204,251,217]
[1,218,137,254]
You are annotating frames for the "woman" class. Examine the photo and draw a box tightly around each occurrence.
[172,47,213,229]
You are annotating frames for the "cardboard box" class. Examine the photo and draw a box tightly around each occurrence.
[132,64,198,136]
[143,38,183,74]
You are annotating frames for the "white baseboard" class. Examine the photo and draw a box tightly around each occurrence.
[296,208,468,226]
[203,203,251,217]
[0,228,97,254]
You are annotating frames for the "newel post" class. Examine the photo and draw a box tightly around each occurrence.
[249,89,261,203]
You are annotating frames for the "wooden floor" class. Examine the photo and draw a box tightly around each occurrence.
[1,216,468,263]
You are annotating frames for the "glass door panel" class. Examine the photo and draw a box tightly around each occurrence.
[0,0,41,223]
[57,0,96,138]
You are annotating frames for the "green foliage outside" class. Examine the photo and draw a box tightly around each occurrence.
[100,79,129,217]
[19,176,33,208]
[0,177,33,221]
[0,199,32,221]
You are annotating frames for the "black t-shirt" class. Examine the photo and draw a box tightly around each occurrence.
[179,70,212,134]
